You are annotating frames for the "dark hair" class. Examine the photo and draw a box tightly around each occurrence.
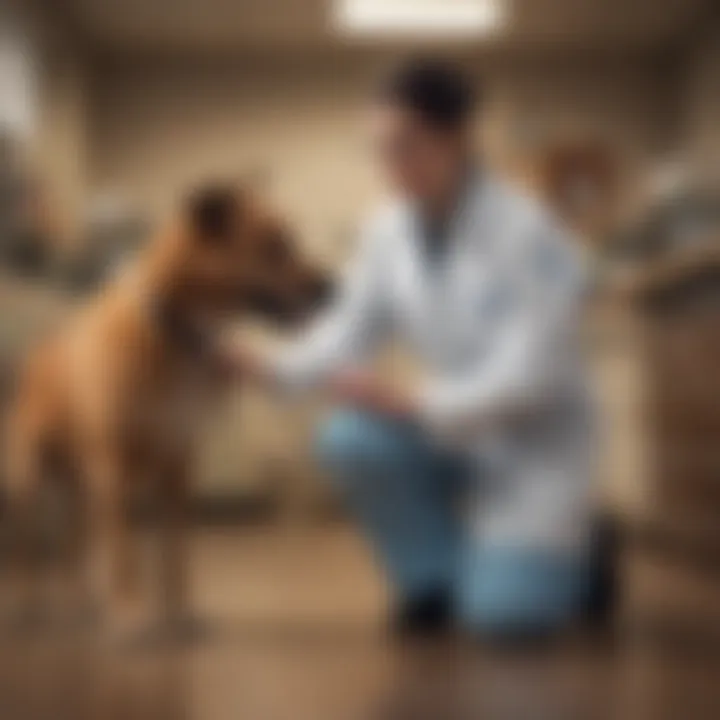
[378,57,477,130]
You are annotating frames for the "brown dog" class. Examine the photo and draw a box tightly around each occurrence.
[4,183,330,640]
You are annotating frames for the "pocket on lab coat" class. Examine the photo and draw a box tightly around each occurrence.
[466,400,595,553]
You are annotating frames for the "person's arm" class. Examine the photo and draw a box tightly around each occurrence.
[226,218,391,393]
[417,222,589,440]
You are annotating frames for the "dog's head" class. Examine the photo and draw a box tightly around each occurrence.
[156,182,333,326]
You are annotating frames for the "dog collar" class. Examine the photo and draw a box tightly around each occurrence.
[147,296,214,361]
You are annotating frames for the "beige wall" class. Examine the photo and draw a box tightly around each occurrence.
[88,54,674,257]
[681,17,720,177]
[89,57,379,268]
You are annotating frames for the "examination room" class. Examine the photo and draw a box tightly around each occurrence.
[1,0,720,718]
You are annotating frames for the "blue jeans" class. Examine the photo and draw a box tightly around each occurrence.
[316,409,590,634]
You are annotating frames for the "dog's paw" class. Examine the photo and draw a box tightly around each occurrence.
[55,596,102,634]
[0,600,54,639]
[109,612,211,651]
[102,602,152,647]
[165,612,212,643]
[160,612,212,645]
[147,612,212,649]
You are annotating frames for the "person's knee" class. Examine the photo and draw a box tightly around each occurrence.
[315,409,413,483]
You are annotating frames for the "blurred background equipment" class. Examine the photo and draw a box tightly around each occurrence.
[610,182,720,262]
[62,192,148,291]
[537,140,620,243]
[619,247,720,640]
[0,129,52,276]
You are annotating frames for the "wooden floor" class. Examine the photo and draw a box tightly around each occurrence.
[1,526,719,720]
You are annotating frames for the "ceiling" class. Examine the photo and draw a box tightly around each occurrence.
[62,0,712,57]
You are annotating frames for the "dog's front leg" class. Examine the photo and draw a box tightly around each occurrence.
[83,447,143,638]
[156,454,201,640]
[2,448,44,629]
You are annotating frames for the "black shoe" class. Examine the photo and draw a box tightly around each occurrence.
[582,512,621,631]
[477,627,560,654]
[392,588,453,638]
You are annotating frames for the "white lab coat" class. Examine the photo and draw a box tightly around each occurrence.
[274,174,595,554]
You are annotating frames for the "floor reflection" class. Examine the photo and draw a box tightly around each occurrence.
[0,528,718,720]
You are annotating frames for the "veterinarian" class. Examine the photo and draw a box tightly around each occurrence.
[231,57,608,639]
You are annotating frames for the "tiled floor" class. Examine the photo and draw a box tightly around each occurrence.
[0,526,719,720]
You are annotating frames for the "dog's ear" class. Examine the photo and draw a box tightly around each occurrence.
[186,184,240,242]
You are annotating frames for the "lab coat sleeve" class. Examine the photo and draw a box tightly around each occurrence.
[270,220,390,392]
[419,221,589,438]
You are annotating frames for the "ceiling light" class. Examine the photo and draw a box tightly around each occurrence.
[334,0,506,37]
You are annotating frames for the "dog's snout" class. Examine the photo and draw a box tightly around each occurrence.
[309,276,334,308]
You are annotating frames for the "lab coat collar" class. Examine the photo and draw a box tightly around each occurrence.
[405,165,493,261]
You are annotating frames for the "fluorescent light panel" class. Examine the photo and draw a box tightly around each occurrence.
[335,0,506,36]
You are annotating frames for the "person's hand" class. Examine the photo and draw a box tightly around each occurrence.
[328,369,418,419]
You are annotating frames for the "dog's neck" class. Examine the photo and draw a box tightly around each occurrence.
[145,293,214,361]
[126,234,218,362]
